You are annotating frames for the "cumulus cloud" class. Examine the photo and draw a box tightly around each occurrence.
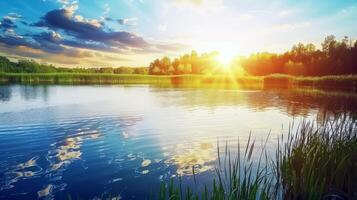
[32,32,65,53]
[0,15,19,30]
[0,3,190,66]
[0,35,31,47]
[34,7,149,48]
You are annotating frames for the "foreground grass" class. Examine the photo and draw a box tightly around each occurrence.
[1,72,357,91]
[156,118,357,200]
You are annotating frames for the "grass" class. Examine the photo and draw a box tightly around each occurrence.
[156,117,357,200]
[275,117,357,200]
[0,73,262,89]
[264,74,357,91]
[1,72,357,91]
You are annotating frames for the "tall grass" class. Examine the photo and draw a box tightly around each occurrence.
[0,73,262,89]
[264,74,357,91]
[2,72,356,91]
[156,118,357,200]
[275,117,357,200]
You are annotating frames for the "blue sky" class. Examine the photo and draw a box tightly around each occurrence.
[0,0,356,67]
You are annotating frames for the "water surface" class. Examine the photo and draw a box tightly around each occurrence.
[0,85,356,199]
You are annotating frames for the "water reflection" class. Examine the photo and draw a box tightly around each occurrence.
[165,142,215,175]
[48,130,101,172]
[1,85,357,199]
[1,157,42,190]
[20,85,49,102]
[149,87,357,119]
[38,129,102,199]
[0,85,11,102]
[1,85,357,120]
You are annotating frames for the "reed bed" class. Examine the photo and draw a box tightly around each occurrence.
[0,73,263,89]
[2,73,356,91]
[264,74,357,91]
[156,117,357,200]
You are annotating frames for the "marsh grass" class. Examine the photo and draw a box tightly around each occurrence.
[275,117,357,200]
[0,73,262,89]
[264,74,357,91]
[2,73,356,91]
[156,118,357,200]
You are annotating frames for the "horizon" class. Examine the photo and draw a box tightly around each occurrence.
[0,0,357,68]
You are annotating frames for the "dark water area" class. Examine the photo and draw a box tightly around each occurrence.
[0,85,356,199]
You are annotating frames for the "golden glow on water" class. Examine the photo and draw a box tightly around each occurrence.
[165,142,216,175]
[52,130,101,166]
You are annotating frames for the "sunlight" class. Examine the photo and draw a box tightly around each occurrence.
[216,51,235,67]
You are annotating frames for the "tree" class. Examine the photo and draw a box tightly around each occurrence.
[322,35,337,56]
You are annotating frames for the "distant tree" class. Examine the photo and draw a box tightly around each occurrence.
[321,35,337,56]
[133,67,148,74]
[0,56,16,72]
[284,61,306,76]
[99,67,114,73]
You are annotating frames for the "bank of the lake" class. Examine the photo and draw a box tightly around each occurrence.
[0,73,263,89]
[264,74,357,91]
[1,73,357,91]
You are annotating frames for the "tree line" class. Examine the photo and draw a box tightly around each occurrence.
[148,51,228,75]
[0,57,148,74]
[240,35,357,76]
[148,35,357,76]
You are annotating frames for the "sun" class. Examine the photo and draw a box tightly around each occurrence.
[216,51,236,68]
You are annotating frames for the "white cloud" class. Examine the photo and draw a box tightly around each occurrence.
[5,13,22,20]
[4,29,22,38]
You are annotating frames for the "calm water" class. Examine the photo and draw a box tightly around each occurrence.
[0,85,356,200]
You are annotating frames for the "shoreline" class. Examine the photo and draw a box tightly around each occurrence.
[1,73,356,91]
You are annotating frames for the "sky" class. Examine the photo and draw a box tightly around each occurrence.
[0,0,356,67]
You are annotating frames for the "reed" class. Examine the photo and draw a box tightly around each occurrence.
[0,73,263,89]
[2,72,356,91]
[275,117,357,200]
[264,74,357,91]
[156,117,357,200]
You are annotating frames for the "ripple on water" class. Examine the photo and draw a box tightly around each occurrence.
[1,156,43,191]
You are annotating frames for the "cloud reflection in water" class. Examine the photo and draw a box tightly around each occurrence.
[165,142,216,176]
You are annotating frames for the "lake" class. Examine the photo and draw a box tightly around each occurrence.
[0,85,356,200]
